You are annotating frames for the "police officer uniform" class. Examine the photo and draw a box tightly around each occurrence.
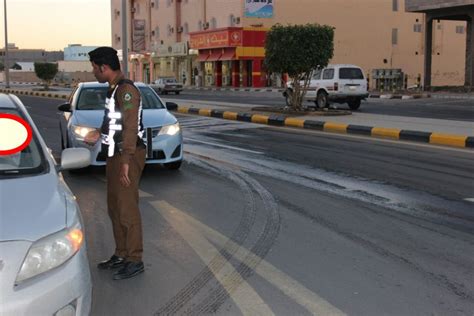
[102,75,146,263]
[88,47,146,279]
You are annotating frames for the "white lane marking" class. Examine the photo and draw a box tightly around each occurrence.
[152,200,345,316]
[151,200,274,316]
[185,137,264,154]
[464,198,474,203]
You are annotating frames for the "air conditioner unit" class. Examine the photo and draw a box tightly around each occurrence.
[151,1,155,8]
[177,26,184,33]
[131,7,136,13]
[203,22,209,29]
[232,17,240,24]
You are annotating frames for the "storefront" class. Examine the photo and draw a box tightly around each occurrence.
[189,27,267,88]
[152,42,192,85]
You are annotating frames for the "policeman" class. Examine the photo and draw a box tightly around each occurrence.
[85,47,146,280]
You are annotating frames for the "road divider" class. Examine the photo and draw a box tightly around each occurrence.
[174,106,474,149]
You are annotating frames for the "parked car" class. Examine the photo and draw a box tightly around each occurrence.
[58,82,183,169]
[283,64,369,110]
[0,93,92,315]
[151,77,183,95]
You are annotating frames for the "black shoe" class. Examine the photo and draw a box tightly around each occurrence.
[113,261,144,280]
[97,255,125,270]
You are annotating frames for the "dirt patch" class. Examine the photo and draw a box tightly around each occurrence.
[251,106,351,116]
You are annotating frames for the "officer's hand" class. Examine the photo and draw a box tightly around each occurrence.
[84,130,100,145]
[120,163,131,187]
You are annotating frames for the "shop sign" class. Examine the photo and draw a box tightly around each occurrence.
[190,29,243,49]
[132,19,146,51]
[156,42,188,57]
[244,0,274,18]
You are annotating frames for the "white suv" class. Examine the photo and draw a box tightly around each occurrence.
[283,64,369,110]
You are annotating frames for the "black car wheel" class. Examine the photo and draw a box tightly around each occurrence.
[316,91,328,108]
[348,99,361,110]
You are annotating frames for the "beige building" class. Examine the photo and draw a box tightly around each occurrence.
[110,0,471,89]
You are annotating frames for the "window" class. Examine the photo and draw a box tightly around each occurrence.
[184,23,189,35]
[167,0,172,7]
[456,25,465,34]
[392,0,398,11]
[154,26,160,38]
[392,28,398,45]
[211,17,217,29]
[339,68,364,80]
[230,14,235,27]
[167,24,173,36]
[153,0,159,9]
[413,24,422,33]
[198,20,203,31]
[322,69,334,80]
[312,69,322,80]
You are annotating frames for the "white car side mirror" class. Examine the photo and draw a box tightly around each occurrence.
[60,148,91,170]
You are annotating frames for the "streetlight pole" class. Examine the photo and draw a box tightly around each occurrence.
[121,0,128,77]
[3,0,10,88]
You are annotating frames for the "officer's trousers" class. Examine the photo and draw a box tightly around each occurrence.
[106,147,146,262]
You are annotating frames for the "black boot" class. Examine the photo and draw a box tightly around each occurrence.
[97,255,125,270]
[113,261,144,280]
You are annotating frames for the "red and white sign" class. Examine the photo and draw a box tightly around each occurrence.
[0,114,33,156]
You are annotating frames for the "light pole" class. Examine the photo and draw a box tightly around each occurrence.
[3,0,10,88]
[122,0,128,77]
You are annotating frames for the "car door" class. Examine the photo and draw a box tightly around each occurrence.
[322,68,336,94]
[59,87,78,149]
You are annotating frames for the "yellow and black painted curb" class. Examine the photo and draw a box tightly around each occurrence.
[0,88,68,99]
[176,106,474,149]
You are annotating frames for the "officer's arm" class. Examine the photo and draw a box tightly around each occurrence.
[116,84,140,164]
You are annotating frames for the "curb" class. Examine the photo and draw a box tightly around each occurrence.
[184,87,285,93]
[174,106,474,149]
[0,88,68,99]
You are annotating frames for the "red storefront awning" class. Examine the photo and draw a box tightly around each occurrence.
[219,48,236,61]
[196,52,209,62]
[207,50,222,61]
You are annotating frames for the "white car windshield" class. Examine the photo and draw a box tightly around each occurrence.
[0,109,47,177]
[76,86,166,110]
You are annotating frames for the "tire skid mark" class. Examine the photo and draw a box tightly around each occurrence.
[194,171,280,314]
[155,157,257,315]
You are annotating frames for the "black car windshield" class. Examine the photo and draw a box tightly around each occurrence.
[0,109,48,177]
[339,68,364,80]
[76,86,166,110]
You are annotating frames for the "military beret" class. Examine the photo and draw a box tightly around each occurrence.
[88,47,118,61]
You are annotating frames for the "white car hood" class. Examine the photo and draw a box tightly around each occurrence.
[0,172,66,242]
[73,109,176,128]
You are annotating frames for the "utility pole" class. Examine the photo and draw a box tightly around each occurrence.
[122,0,128,77]
[3,0,10,88]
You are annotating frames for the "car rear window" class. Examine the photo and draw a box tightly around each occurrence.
[0,109,48,177]
[339,68,364,80]
[77,86,165,110]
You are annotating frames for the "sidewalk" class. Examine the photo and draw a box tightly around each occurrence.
[1,86,472,149]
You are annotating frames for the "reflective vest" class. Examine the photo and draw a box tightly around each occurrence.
[100,80,144,157]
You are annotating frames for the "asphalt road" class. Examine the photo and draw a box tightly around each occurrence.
[18,95,474,315]
[162,90,474,122]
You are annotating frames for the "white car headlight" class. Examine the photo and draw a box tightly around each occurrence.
[158,122,180,136]
[16,218,84,284]
[72,125,97,139]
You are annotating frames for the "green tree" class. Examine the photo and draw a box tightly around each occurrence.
[264,23,334,110]
[34,62,58,90]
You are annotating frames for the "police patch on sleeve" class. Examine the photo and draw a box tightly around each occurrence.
[123,92,132,102]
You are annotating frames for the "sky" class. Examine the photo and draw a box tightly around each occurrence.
[0,0,111,51]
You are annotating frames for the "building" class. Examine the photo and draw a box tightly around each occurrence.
[0,44,63,68]
[111,0,471,88]
[405,0,474,89]
[64,44,99,61]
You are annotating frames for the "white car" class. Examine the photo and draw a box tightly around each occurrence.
[0,93,92,315]
[283,64,369,110]
[151,77,183,95]
[58,82,183,169]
